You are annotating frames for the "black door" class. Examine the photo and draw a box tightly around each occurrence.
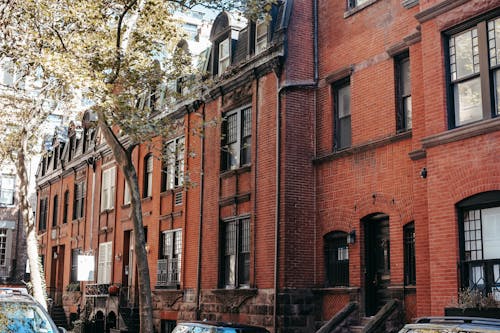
[364,214,391,316]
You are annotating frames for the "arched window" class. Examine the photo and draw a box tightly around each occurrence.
[143,154,153,198]
[324,231,349,287]
[457,191,500,299]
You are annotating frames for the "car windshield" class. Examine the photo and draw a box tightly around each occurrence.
[0,302,55,333]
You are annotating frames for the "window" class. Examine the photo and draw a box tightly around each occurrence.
[101,167,116,211]
[0,174,15,206]
[70,248,80,282]
[73,182,85,220]
[157,230,182,287]
[161,137,185,191]
[222,217,250,288]
[52,195,58,227]
[0,229,7,266]
[62,190,69,224]
[218,38,230,74]
[38,198,48,231]
[97,242,112,284]
[334,80,351,150]
[347,0,371,10]
[447,15,500,128]
[123,180,131,205]
[403,222,416,285]
[396,53,412,131]
[221,106,252,171]
[324,231,349,287]
[255,20,268,54]
[458,191,500,300]
[143,154,153,198]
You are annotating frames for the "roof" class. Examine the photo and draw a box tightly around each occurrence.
[400,317,500,333]
[176,321,270,332]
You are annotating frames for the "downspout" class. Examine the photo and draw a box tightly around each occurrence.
[312,0,319,285]
[274,81,316,333]
[252,71,260,287]
[195,102,206,319]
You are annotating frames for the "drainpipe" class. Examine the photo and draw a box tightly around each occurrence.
[252,71,260,287]
[273,0,319,323]
[312,0,319,285]
[195,102,206,319]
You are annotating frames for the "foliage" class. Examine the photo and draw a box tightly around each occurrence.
[66,282,81,292]
[450,288,499,309]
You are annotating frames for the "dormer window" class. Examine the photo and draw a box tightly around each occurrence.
[255,20,268,54]
[218,38,230,74]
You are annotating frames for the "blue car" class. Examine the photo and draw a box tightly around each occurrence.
[0,288,67,333]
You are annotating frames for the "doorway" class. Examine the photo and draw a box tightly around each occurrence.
[364,213,390,316]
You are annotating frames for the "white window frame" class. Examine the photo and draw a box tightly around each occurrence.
[123,180,131,205]
[0,174,15,206]
[0,229,7,267]
[218,38,230,74]
[97,241,112,284]
[144,155,153,198]
[255,20,268,54]
[101,167,116,211]
[162,137,184,191]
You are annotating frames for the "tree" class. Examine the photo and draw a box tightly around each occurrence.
[2,0,274,331]
[0,0,77,309]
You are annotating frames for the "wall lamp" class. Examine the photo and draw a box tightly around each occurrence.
[347,230,356,244]
[420,167,427,179]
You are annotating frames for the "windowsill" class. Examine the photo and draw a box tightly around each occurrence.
[71,217,84,224]
[220,164,251,178]
[121,203,131,208]
[314,131,412,164]
[100,208,115,215]
[141,196,152,203]
[160,187,184,197]
[312,287,360,295]
[212,287,257,295]
[344,0,379,18]
[422,117,500,149]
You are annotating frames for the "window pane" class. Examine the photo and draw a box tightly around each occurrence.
[404,96,412,130]
[452,28,479,80]
[494,69,500,115]
[454,77,482,126]
[488,18,500,67]
[338,85,351,118]
[482,207,500,260]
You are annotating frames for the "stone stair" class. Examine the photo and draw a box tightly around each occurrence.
[348,317,373,333]
[50,305,68,329]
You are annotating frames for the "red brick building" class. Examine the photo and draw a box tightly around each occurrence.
[35,1,500,332]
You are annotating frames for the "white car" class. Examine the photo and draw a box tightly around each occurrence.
[0,288,67,333]
[399,317,500,333]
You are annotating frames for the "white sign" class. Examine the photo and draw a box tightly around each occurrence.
[77,255,95,281]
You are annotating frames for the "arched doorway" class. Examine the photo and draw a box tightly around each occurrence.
[363,213,390,316]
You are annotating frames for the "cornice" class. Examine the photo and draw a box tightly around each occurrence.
[415,0,470,23]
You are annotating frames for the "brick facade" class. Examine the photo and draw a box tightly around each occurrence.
[35,1,500,332]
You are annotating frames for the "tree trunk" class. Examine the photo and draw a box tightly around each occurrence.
[97,116,154,333]
[16,133,48,309]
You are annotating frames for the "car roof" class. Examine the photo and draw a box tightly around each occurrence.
[177,321,270,332]
[401,317,500,332]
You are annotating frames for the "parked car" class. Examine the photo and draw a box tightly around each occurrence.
[399,316,500,333]
[172,321,270,333]
[0,288,67,333]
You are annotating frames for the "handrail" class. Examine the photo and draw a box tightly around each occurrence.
[362,300,401,333]
[316,302,358,333]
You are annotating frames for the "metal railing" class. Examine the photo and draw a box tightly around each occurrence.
[84,283,110,297]
[156,258,179,287]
